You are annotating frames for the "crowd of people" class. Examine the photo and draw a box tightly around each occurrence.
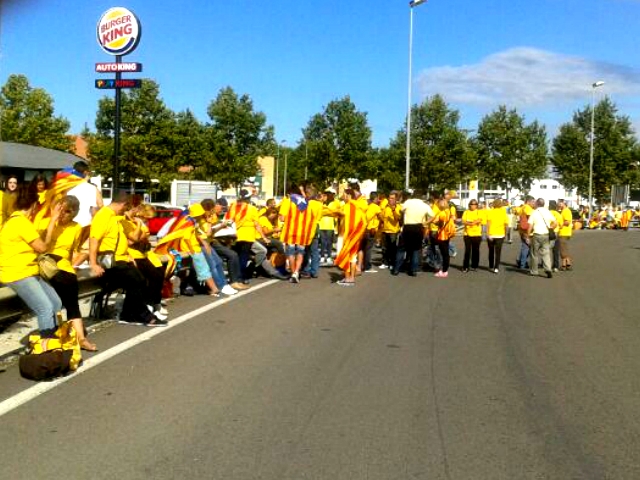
[1,163,638,366]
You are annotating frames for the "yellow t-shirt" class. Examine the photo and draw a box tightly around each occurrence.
[0,211,40,283]
[38,219,82,275]
[366,203,382,230]
[551,210,563,233]
[382,204,402,234]
[486,208,509,237]
[559,208,573,237]
[319,200,341,231]
[122,218,147,260]
[259,215,275,237]
[430,203,441,232]
[236,204,259,243]
[379,198,388,211]
[90,207,129,262]
[462,209,483,237]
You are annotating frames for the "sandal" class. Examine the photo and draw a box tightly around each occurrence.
[79,338,98,352]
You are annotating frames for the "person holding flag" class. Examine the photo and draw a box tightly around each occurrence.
[31,162,88,227]
[334,188,367,286]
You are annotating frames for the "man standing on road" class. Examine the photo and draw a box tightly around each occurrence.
[557,199,574,271]
[527,198,557,279]
[517,196,536,270]
[393,191,434,277]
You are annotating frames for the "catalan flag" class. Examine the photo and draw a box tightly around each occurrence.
[334,200,366,271]
[279,196,320,247]
[32,166,86,224]
[224,202,249,226]
[154,209,197,277]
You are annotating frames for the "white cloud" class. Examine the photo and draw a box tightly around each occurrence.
[416,47,640,108]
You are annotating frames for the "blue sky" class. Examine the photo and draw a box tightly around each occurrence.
[2,0,640,148]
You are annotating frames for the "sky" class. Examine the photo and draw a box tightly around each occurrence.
[1,0,640,148]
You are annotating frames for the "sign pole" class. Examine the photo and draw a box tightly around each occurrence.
[113,55,122,193]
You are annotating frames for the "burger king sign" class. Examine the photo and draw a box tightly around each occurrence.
[97,7,141,56]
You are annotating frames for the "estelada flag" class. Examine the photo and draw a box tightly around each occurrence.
[279,196,320,246]
[32,166,86,224]
[154,209,197,277]
[225,202,249,226]
[334,200,366,271]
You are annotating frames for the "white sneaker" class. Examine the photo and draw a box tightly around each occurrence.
[153,310,168,321]
[221,285,238,295]
[379,264,388,269]
[155,305,169,315]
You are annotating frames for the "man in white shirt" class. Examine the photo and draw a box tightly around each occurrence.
[527,198,558,278]
[67,161,103,244]
[392,191,434,276]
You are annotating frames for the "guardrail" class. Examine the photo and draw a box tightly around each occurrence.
[0,255,192,330]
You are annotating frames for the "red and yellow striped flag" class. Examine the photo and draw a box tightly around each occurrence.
[334,200,366,271]
[32,167,86,224]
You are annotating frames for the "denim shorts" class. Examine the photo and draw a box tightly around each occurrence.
[191,252,212,282]
[284,244,305,256]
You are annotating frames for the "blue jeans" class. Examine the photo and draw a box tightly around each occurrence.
[518,234,530,268]
[202,248,229,289]
[303,233,320,276]
[8,275,62,336]
[319,229,334,258]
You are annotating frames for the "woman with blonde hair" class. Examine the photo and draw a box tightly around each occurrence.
[39,195,97,350]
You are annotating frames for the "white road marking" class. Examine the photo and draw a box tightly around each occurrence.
[0,280,278,418]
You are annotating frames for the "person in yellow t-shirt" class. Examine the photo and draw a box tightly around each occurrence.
[557,199,574,270]
[0,186,62,337]
[38,195,97,351]
[517,196,536,269]
[227,190,267,282]
[122,204,169,317]
[363,192,383,272]
[461,200,483,272]
[486,199,510,273]
[381,191,402,269]
[90,191,162,326]
[549,200,563,272]
[319,189,340,265]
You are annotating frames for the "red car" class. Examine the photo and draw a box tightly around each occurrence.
[147,205,183,235]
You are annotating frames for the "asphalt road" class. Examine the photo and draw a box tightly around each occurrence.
[0,230,639,480]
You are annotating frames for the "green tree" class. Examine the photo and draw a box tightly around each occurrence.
[87,80,177,187]
[474,105,548,196]
[388,95,475,192]
[202,87,274,189]
[0,74,72,151]
[552,97,638,202]
[302,96,373,185]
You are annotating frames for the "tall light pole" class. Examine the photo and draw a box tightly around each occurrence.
[275,143,280,199]
[588,80,605,221]
[405,0,427,191]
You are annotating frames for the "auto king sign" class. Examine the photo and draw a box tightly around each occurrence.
[96,7,141,56]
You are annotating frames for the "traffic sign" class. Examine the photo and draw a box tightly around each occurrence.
[95,79,142,89]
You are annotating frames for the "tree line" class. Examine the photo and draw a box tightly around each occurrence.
[1,74,639,201]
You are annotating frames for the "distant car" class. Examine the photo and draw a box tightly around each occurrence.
[148,205,182,235]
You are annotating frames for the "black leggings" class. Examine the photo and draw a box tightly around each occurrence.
[136,258,166,306]
[49,270,81,319]
[437,239,450,273]
[463,236,481,269]
[487,238,504,269]
[104,262,153,323]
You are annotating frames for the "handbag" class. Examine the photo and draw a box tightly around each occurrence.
[37,254,60,280]
[28,321,82,371]
[97,220,121,269]
[19,350,73,381]
[541,212,557,241]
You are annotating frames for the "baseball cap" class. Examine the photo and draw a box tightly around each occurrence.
[189,203,205,218]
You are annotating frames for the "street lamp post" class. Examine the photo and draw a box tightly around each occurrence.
[275,143,280,199]
[405,0,427,191]
[588,81,605,221]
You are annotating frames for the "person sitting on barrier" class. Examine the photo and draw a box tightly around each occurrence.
[89,191,166,327]
[121,203,169,317]
[30,174,49,205]
[37,195,97,351]
[0,185,63,338]
[194,202,238,296]
[206,198,248,291]
[182,203,224,297]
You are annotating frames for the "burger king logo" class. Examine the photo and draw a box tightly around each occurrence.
[97,7,141,56]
